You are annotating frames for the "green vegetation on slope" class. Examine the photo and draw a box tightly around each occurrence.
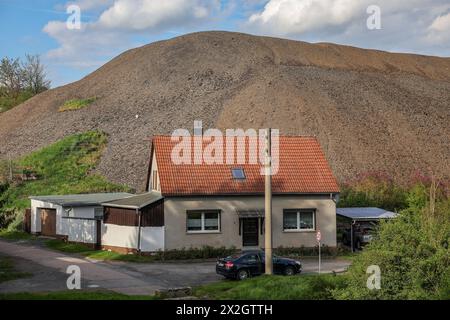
[58,97,97,112]
[0,90,34,113]
[0,131,130,229]
[338,172,409,211]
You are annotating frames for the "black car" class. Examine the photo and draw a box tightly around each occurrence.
[216,250,302,280]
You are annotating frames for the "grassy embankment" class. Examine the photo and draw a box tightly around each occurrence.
[0,131,131,229]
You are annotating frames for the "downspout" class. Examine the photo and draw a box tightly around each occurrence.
[137,208,142,254]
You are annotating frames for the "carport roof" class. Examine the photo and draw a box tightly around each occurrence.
[101,192,163,209]
[336,207,397,220]
[29,193,133,207]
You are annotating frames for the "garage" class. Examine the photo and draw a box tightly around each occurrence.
[40,208,56,236]
[29,193,132,244]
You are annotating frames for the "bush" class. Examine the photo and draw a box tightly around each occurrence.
[155,246,237,260]
[0,90,34,113]
[339,172,408,211]
[333,183,450,300]
[274,245,343,257]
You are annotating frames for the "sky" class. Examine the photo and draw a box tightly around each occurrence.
[1,0,449,87]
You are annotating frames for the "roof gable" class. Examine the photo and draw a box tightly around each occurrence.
[150,135,339,196]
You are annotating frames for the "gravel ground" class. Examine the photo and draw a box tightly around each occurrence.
[0,31,449,190]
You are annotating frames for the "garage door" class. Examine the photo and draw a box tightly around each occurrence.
[40,209,56,237]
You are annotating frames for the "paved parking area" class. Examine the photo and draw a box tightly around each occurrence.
[0,239,351,295]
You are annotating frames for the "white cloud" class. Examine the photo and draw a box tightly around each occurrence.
[425,12,450,43]
[64,0,115,11]
[248,0,363,35]
[97,0,217,31]
[43,0,220,70]
[245,0,450,56]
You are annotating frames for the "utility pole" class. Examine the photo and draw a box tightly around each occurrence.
[264,128,273,275]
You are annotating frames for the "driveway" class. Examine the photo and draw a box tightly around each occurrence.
[0,239,350,295]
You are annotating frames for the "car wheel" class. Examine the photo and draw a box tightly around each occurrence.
[284,266,295,276]
[237,269,249,280]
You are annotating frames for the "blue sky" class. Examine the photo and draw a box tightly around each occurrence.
[1,0,449,87]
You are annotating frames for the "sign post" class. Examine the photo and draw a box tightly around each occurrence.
[316,230,321,274]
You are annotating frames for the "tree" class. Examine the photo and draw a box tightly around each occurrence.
[22,54,50,94]
[0,57,23,98]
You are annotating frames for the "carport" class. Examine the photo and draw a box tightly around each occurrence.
[336,207,397,252]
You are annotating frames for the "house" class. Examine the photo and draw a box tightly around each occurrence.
[101,135,340,253]
[29,193,132,247]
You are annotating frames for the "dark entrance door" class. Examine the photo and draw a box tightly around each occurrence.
[242,218,259,246]
[95,219,102,249]
[40,208,56,237]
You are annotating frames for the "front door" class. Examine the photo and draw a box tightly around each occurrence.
[242,218,258,247]
[95,219,102,249]
[40,208,56,237]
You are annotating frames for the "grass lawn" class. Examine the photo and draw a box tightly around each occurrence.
[83,250,158,263]
[193,274,347,300]
[0,256,32,283]
[0,290,158,300]
[0,230,36,241]
[58,97,97,112]
[43,239,157,262]
[44,239,96,254]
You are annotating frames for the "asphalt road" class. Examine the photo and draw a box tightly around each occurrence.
[0,239,351,295]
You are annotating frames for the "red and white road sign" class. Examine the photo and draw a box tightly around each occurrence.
[316,230,321,242]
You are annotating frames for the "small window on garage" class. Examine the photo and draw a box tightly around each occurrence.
[94,207,104,218]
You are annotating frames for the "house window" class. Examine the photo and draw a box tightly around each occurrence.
[187,210,220,233]
[283,209,315,231]
[231,168,245,179]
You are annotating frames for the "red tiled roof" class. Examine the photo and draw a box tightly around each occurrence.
[150,135,339,196]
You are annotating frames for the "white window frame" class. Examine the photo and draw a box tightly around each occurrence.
[283,209,316,232]
[186,210,221,234]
